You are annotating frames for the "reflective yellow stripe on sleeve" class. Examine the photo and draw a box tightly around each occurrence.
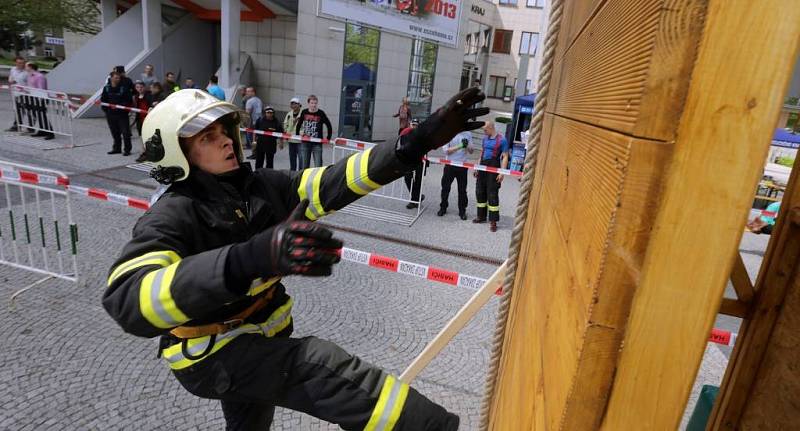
[297,167,329,220]
[107,250,180,286]
[345,148,381,195]
[364,374,410,431]
[139,262,189,329]
[247,276,281,296]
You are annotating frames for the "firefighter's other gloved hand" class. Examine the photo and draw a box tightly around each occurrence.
[395,87,489,163]
[225,200,342,293]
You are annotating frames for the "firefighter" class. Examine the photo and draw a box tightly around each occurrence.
[473,120,510,232]
[103,88,488,430]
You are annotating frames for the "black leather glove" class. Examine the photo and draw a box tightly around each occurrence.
[396,87,489,163]
[225,200,343,293]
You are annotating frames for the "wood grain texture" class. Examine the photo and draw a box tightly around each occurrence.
[551,0,706,141]
[730,252,755,303]
[600,1,800,428]
[710,164,800,429]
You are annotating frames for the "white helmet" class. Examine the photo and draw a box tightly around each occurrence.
[141,89,245,184]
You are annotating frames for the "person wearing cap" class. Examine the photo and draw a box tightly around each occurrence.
[103,87,489,430]
[252,106,283,169]
[283,97,303,171]
[100,71,134,155]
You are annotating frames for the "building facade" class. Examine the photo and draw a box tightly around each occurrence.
[462,0,548,114]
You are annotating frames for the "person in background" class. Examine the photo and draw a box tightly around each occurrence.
[437,130,473,219]
[25,62,55,140]
[183,77,198,89]
[402,119,426,209]
[746,201,781,235]
[101,71,134,156]
[6,56,28,132]
[283,96,303,171]
[393,96,413,134]
[253,106,284,169]
[140,64,157,86]
[244,86,263,154]
[133,81,150,137]
[164,72,180,95]
[473,120,510,232]
[295,95,333,169]
[113,65,134,89]
[149,82,167,107]
[206,75,226,101]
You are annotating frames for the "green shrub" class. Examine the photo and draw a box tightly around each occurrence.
[495,116,512,124]
[775,157,795,167]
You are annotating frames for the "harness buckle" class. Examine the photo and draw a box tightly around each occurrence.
[223,318,244,331]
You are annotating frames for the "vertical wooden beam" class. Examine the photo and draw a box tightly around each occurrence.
[709,166,800,429]
[600,1,800,428]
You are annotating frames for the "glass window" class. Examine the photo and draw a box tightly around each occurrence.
[492,29,513,54]
[499,0,518,5]
[465,34,472,54]
[527,0,546,7]
[488,75,506,99]
[407,38,438,119]
[519,32,539,56]
[340,23,380,141]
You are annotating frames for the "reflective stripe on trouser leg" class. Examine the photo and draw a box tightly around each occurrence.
[487,172,500,222]
[365,374,409,431]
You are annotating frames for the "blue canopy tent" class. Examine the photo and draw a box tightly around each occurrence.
[772,128,800,149]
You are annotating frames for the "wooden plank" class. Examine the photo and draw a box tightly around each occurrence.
[399,262,506,383]
[551,0,706,141]
[730,252,755,302]
[600,1,800,428]
[709,164,800,429]
[488,115,671,430]
[718,298,749,318]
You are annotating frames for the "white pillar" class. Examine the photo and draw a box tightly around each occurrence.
[100,0,117,29]
[220,0,241,88]
[142,0,162,51]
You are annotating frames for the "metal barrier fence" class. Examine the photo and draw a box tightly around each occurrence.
[332,137,427,226]
[9,85,75,148]
[0,161,78,305]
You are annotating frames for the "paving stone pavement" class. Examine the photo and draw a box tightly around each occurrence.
[0,89,768,430]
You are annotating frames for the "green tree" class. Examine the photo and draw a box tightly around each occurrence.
[0,0,100,54]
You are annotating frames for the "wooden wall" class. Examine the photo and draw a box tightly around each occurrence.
[487,0,800,429]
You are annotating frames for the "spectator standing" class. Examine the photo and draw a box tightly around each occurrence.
[25,62,55,140]
[113,65,135,89]
[437,130,473,219]
[164,72,180,95]
[183,77,197,89]
[6,56,28,132]
[283,96,303,170]
[149,82,167,107]
[206,75,225,100]
[133,81,150,136]
[473,120,510,232]
[253,106,284,169]
[244,86,262,153]
[140,64,156,86]
[101,71,134,156]
[393,97,413,134]
[295,95,333,169]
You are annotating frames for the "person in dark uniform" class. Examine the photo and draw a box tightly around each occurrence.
[103,88,489,430]
[473,120,510,232]
[100,71,134,155]
[252,106,283,169]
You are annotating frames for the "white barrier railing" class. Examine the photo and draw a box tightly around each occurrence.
[9,85,75,148]
[0,160,79,306]
[332,137,427,226]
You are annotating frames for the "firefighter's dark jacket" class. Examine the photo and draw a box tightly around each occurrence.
[103,141,410,367]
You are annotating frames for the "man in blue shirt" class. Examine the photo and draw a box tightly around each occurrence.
[473,120,510,232]
[437,130,474,219]
[206,75,226,101]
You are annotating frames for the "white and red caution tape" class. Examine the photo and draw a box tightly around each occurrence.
[709,328,737,346]
[241,127,330,144]
[67,185,151,210]
[0,167,70,186]
[424,155,523,177]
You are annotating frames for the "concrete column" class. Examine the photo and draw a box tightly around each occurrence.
[100,0,117,29]
[142,0,162,51]
[220,0,241,88]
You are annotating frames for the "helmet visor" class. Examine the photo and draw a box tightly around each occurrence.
[178,105,243,138]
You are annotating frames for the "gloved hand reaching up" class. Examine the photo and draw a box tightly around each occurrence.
[225,200,343,293]
[396,87,489,163]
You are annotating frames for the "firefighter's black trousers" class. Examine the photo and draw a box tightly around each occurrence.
[174,333,459,431]
[475,158,501,222]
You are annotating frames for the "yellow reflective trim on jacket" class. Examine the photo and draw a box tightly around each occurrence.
[364,374,410,431]
[107,250,180,286]
[138,263,189,329]
[297,167,329,220]
[247,276,281,296]
[162,298,294,370]
[346,148,381,195]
